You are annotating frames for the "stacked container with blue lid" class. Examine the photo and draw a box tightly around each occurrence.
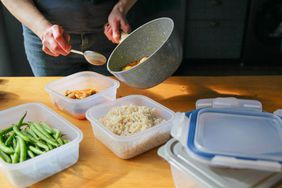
[158,97,282,188]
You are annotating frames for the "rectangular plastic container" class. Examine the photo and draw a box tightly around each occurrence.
[86,95,175,159]
[0,103,83,187]
[171,97,282,172]
[158,139,282,188]
[45,71,120,119]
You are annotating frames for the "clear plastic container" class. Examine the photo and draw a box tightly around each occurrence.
[158,139,282,188]
[45,71,120,119]
[0,103,83,187]
[171,97,282,172]
[86,95,175,159]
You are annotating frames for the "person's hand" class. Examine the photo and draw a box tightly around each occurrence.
[105,3,131,43]
[41,25,71,57]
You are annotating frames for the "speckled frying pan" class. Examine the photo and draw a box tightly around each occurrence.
[107,17,183,89]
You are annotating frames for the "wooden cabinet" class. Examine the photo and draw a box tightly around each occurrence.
[243,0,282,65]
[186,0,247,20]
[184,0,249,59]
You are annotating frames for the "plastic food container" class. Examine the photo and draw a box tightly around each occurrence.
[158,139,282,188]
[86,95,175,159]
[171,97,282,172]
[0,103,83,187]
[45,71,120,119]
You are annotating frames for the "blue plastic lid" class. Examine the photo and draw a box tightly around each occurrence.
[186,108,282,163]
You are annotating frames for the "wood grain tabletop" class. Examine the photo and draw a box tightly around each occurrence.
[0,76,282,188]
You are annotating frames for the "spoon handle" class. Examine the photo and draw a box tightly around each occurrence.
[70,49,84,56]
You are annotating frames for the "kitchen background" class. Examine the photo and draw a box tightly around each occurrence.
[1,0,282,76]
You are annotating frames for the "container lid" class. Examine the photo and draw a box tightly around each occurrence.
[158,139,282,188]
[171,97,282,172]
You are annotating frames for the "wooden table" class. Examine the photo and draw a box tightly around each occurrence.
[0,76,282,188]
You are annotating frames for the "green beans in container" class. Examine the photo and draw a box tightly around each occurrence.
[0,112,70,164]
[0,103,83,187]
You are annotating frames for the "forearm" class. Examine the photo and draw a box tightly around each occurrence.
[114,0,137,15]
[1,0,51,38]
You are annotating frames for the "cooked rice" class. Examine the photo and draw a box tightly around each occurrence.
[99,104,164,136]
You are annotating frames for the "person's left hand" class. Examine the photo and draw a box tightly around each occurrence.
[104,4,131,43]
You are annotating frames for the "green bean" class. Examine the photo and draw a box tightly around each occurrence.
[30,125,58,147]
[63,139,70,144]
[15,138,20,153]
[0,135,14,154]
[10,154,14,161]
[57,138,64,146]
[23,132,49,151]
[27,150,35,158]
[0,123,27,136]
[0,151,11,163]
[12,138,17,149]
[47,143,54,150]
[13,125,30,142]
[0,127,13,137]
[40,122,53,134]
[17,136,27,162]
[24,132,38,143]
[29,146,45,155]
[4,132,15,146]
[35,141,49,151]
[53,129,61,140]
[12,140,20,164]
[33,123,55,141]
[26,127,39,140]
[17,112,27,127]
[12,152,19,164]
[0,152,6,162]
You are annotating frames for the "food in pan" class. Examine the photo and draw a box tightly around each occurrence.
[122,56,148,71]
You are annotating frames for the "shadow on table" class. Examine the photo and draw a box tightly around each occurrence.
[117,77,279,111]
[0,91,19,104]
[0,79,19,104]
[33,160,129,188]
[164,86,257,102]
[0,79,8,85]
[139,81,258,110]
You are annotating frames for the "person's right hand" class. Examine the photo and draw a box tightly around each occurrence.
[104,2,131,44]
[41,25,71,57]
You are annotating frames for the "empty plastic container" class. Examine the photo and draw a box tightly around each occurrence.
[0,103,83,187]
[45,71,120,119]
[171,97,282,172]
[86,95,175,159]
[158,139,282,188]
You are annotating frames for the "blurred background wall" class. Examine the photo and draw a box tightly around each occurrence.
[0,4,32,76]
[1,0,282,76]
[0,5,12,76]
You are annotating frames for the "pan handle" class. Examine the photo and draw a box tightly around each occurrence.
[120,32,129,43]
[104,22,130,43]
